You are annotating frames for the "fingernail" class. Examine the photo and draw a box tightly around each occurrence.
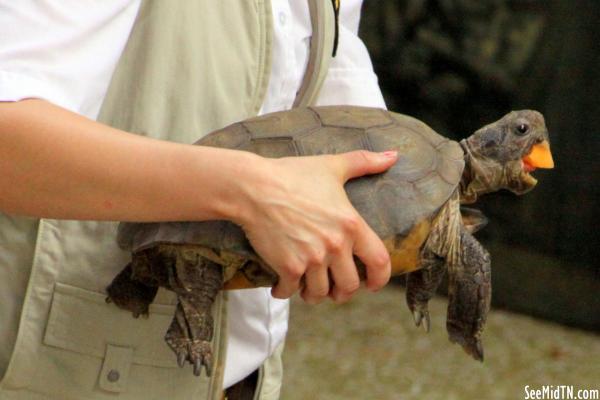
[382,150,397,158]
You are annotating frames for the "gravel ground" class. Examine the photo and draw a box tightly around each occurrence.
[281,286,599,400]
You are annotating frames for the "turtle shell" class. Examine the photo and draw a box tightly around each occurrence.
[118,106,464,276]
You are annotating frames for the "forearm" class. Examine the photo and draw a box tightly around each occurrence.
[0,99,396,301]
[0,99,257,222]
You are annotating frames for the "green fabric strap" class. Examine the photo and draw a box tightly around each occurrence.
[293,0,336,108]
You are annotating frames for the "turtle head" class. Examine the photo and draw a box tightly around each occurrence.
[460,110,554,203]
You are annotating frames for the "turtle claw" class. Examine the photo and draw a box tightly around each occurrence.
[466,339,484,362]
[131,310,150,319]
[411,308,431,333]
[458,338,484,362]
[188,340,213,377]
[413,310,423,327]
[177,351,186,368]
[193,358,202,376]
[166,327,213,377]
[406,256,445,336]
[448,326,485,362]
[412,310,422,326]
[422,312,430,333]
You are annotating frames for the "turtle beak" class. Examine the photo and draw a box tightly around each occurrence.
[522,140,554,171]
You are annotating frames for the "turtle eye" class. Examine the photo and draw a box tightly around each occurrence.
[516,123,529,136]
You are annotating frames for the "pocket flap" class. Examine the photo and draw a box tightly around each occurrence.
[98,344,133,393]
[44,282,177,368]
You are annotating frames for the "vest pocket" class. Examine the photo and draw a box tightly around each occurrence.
[43,282,177,368]
[1,282,216,398]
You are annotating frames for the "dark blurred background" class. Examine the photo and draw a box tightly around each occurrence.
[360,0,599,331]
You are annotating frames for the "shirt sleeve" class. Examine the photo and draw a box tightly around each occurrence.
[315,2,387,109]
[0,0,140,118]
[0,70,79,111]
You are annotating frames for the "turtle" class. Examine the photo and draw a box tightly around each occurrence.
[105,106,554,376]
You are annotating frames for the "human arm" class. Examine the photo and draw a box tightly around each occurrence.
[0,99,396,301]
[0,99,256,222]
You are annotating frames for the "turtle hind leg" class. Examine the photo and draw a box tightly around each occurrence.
[406,250,445,333]
[164,254,223,377]
[166,299,215,376]
[106,263,158,318]
[446,227,491,361]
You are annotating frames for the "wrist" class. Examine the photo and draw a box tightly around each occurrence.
[202,149,273,225]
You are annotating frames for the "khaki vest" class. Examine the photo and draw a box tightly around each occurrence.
[0,1,334,399]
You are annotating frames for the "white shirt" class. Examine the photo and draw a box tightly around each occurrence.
[0,0,385,388]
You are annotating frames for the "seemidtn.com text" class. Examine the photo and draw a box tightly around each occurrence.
[524,385,599,400]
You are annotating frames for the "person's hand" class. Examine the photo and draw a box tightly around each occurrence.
[235,150,398,304]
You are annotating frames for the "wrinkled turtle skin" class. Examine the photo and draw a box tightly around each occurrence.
[106,106,552,376]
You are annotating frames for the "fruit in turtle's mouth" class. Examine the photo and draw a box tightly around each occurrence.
[523,140,554,169]
[520,140,554,185]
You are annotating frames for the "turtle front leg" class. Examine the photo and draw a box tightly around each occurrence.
[446,227,491,361]
[164,255,223,377]
[405,250,446,332]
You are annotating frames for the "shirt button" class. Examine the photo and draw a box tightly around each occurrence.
[107,369,120,382]
[278,11,287,25]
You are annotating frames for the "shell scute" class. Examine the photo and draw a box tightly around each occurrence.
[196,122,250,149]
[312,106,394,129]
[242,108,321,140]
[366,126,437,182]
[297,127,370,155]
[390,113,444,147]
[243,137,300,158]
